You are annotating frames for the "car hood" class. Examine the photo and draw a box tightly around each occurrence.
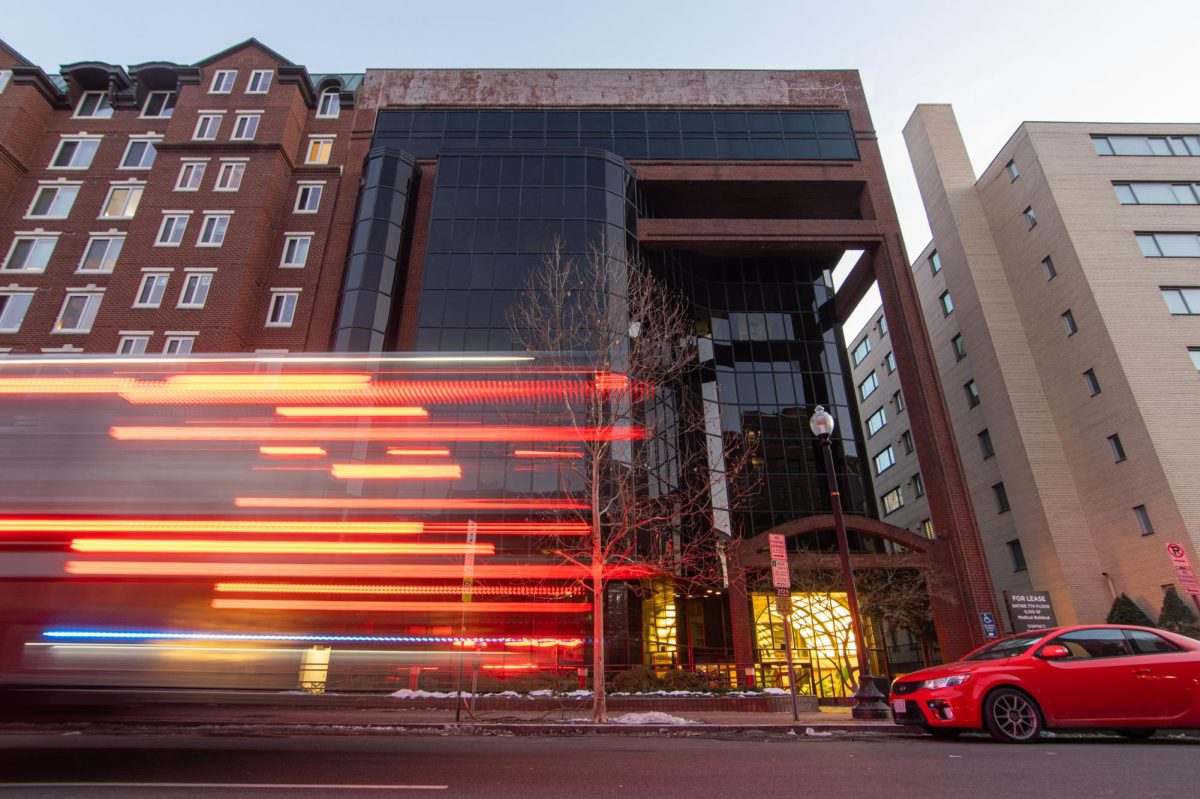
[895,661,986,683]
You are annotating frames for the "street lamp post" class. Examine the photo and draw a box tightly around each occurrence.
[809,405,891,720]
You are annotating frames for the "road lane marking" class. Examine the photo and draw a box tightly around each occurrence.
[0,784,447,791]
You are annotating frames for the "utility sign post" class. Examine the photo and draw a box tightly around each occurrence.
[454,520,478,724]
[1165,542,1200,612]
[768,533,799,722]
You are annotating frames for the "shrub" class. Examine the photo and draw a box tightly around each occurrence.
[612,665,661,693]
[1106,593,1155,626]
[659,669,709,692]
[1157,586,1200,638]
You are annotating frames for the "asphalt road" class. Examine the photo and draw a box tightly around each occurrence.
[0,731,1197,798]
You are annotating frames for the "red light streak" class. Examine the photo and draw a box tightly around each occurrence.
[234,497,589,511]
[0,519,424,535]
[503,638,585,648]
[423,521,589,537]
[513,449,583,459]
[259,446,327,457]
[213,583,586,596]
[481,663,541,671]
[66,561,655,579]
[387,448,451,457]
[211,598,592,614]
[110,425,644,442]
[330,463,463,480]
[275,406,428,418]
[69,539,494,556]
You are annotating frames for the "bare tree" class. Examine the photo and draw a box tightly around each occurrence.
[508,240,755,721]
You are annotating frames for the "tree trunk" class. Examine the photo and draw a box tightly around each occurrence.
[592,569,606,722]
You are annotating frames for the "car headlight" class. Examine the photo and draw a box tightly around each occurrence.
[922,674,972,690]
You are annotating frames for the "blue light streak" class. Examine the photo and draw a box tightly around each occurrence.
[43,629,567,644]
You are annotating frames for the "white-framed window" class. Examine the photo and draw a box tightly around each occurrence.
[141,91,176,118]
[74,91,113,119]
[50,137,100,169]
[0,70,12,94]
[866,407,887,437]
[100,184,144,219]
[858,371,879,401]
[231,113,260,141]
[851,336,870,366]
[78,235,124,273]
[317,90,339,118]
[117,333,150,354]
[120,137,159,169]
[178,271,213,308]
[197,214,230,247]
[880,487,904,515]
[214,161,246,191]
[155,214,190,246]
[3,234,58,273]
[209,70,237,94]
[175,161,207,191]
[134,272,170,308]
[0,291,35,333]
[280,234,311,268]
[294,183,323,213]
[266,290,299,327]
[305,137,333,164]
[27,184,80,219]
[194,114,223,141]
[246,70,273,93]
[873,446,896,476]
[1137,233,1200,258]
[163,335,195,355]
[53,290,103,332]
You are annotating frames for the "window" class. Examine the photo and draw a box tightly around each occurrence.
[884,351,896,373]
[305,137,333,164]
[141,91,176,118]
[197,214,230,247]
[246,70,273,93]
[920,519,935,539]
[176,161,207,191]
[1114,182,1200,205]
[1137,233,1200,258]
[993,482,1010,513]
[1050,629,1132,660]
[1134,505,1154,535]
[54,291,103,332]
[951,334,966,361]
[317,90,340,118]
[1191,349,1200,371]
[156,214,189,246]
[876,315,887,337]
[267,291,299,327]
[858,371,879,400]
[1007,539,1027,572]
[873,446,896,475]
[27,184,80,219]
[134,273,169,308]
[194,114,222,141]
[939,290,954,316]
[178,272,213,308]
[851,337,871,366]
[978,429,995,459]
[1108,433,1127,462]
[100,185,143,219]
[51,137,99,169]
[929,250,942,274]
[232,113,260,141]
[120,138,158,169]
[1062,309,1078,335]
[880,487,904,515]
[3,235,57,273]
[1092,135,1200,157]
[964,379,980,408]
[866,407,887,437]
[210,70,237,94]
[1125,629,1181,655]
[1005,159,1019,181]
[74,91,112,119]
[901,429,914,455]
[78,236,123,273]
[0,292,34,332]
[280,235,311,268]
[912,472,925,498]
[295,184,323,213]
[0,70,11,93]
[215,162,245,191]
[893,389,905,413]
[117,335,149,355]
[1023,206,1037,229]
[164,336,194,355]
[1084,368,1101,396]
[1041,255,1057,280]
[1161,287,1200,314]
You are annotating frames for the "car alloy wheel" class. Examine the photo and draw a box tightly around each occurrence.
[984,688,1043,743]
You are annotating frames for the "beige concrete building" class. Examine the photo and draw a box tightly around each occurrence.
[881,105,1200,630]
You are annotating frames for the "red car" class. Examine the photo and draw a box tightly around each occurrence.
[890,624,1200,742]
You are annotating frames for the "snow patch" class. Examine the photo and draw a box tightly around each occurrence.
[390,689,467,699]
[760,688,788,695]
[805,727,833,737]
[612,712,698,725]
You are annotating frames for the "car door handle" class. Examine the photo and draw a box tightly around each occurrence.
[1132,667,1152,675]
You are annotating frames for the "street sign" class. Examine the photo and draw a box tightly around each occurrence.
[768,533,790,599]
[980,611,999,639]
[1166,542,1200,596]
[1005,591,1058,633]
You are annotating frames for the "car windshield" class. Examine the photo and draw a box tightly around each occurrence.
[962,632,1048,661]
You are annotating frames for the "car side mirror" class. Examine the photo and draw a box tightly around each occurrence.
[1039,644,1070,659]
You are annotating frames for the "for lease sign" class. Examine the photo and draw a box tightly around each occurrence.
[1005,591,1058,633]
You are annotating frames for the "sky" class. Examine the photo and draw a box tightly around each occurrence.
[5,0,1197,335]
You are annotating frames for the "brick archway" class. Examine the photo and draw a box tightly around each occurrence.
[743,515,931,562]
